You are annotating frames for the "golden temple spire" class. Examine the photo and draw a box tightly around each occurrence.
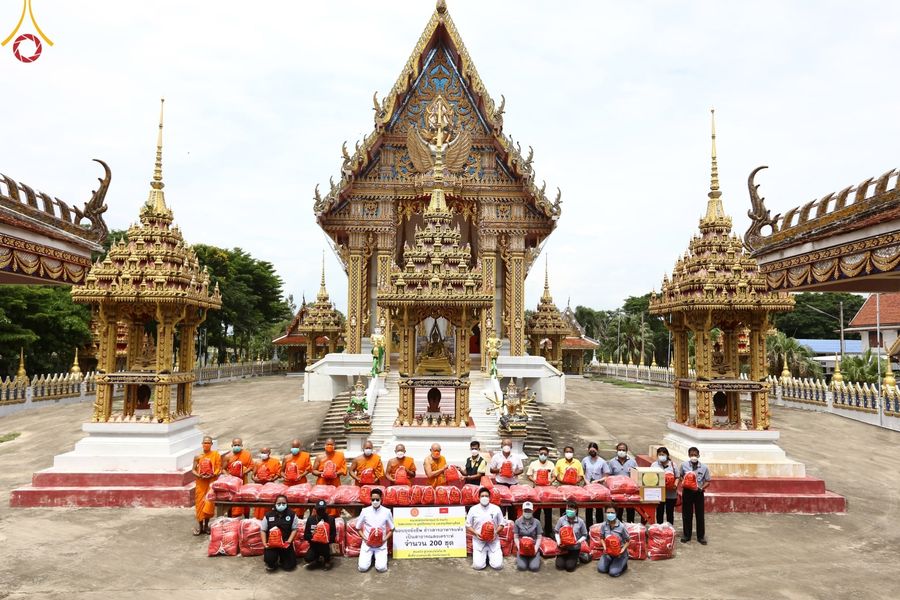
[69,348,82,376]
[702,107,726,224]
[542,254,552,301]
[317,249,329,301]
[15,347,27,381]
[146,98,169,214]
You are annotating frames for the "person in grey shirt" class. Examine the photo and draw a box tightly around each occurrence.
[597,505,630,577]
[654,446,678,525]
[553,500,590,572]
[581,442,609,528]
[607,442,638,523]
[513,501,543,572]
[680,446,712,544]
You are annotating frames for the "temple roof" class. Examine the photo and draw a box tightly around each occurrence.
[650,111,794,317]
[72,100,222,311]
[297,254,344,335]
[525,259,572,337]
[848,292,900,328]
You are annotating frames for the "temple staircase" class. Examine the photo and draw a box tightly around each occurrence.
[310,390,351,453]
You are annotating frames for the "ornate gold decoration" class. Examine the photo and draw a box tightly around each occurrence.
[525,256,571,370]
[650,111,793,431]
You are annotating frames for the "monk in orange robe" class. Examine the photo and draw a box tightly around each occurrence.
[312,438,347,517]
[385,443,417,484]
[424,443,448,487]
[252,446,282,519]
[220,437,252,517]
[191,436,221,535]
[348,440,384,486]
[282,438,311,485]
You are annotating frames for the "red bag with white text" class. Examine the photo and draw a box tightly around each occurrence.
[625,522,647,560]
[448,486,462,505]
[394,467,410,485]
[588,524,605,560]
[239,519,265,556]
[416,485,435,505]
[583,483,612,503]
[256,464,272,482]
[461,484,480,505]
[562,467,578,485]
[647,522,676,560]
[207,517,240,556]
[535,469,551,486]
[198,458,213,477]
[285,482,311,504]
[227,461,244,478]
[559,525,576,547]
[604,534,623,557]
[292,520,310,556]
[435,486,451,505]
[331,486,361,505]
[480,521,495,541]
[267,526,286,549]
[387,485,411,506]
[606,475,639,495]
[259,482,288,503]
[311,521,330,544]
[322,460,337,480]
[345,517,363,557]
[683,471,698,491]
[500,461,514,478]
[539,537,560,557]
[519,536,536,557]
[309,484,336,503]
[237,483,263,501]
[359,485,384,506]
[558,485,591,503]
[284,461,301,483]
[445,465,462,483]
[367,527,384,548]
[211,474,242,498]
[359,468,376,485]
[509,484,536,503]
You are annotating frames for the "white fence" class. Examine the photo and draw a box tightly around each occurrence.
[0,360,284,418]
[590,361,900,432]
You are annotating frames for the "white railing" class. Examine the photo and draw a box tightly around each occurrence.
[589,361,900,432]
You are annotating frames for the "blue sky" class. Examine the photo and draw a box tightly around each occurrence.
[2,0,898,314]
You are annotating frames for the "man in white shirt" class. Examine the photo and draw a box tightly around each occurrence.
[489,438,524,517]
[465,486,504,570]
[352,488,395,573]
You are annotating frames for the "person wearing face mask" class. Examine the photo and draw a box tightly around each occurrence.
[553,501,590,572]
[312,438,347,518]
[220,437,252,517]
[465,487,504,570]
[596,506,630,577]
[607,442,638,523]
[385,443,417,484]
[462,440,488,483]
[526,446,556,536]
[513,501,543,571]
[582,442,609,528]
[555,446,585,490]
[653,446,678,526]
[191,436,221,535]
[260,494,299,572]
[679,446,711,544]
[304,499,338,570]
[489,438,525,486]
[282,439,311,485]
[349,440,384,486]
[252,447,283,519]
[424,443,448,487]
[353,488,395,573]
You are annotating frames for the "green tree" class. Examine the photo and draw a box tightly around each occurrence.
[0,286,92,376]
[840,350,889,384]
[773,292,864,339]
[766,331,823,378]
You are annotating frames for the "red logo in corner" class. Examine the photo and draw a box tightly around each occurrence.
[3,1,53,63]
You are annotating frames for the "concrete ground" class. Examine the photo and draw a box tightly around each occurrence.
[0,375,897,600]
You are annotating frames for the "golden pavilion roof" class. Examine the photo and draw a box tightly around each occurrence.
[72,100,222,311]
[297,254,344,335]
[526,259,572,337]
[650,111,793,316]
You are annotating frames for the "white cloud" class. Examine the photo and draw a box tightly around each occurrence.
[2,0,898,316]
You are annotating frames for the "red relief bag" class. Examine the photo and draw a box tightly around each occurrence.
[435,486,451,505]
[606,475,640,495]
[647,523,676,560]
[461,484,480,505]
[260,482,288,503]
[499,521,515,556]
[228,461,244,478]
[448,487,462,505]
[322,460,337,480]
[198,458,213,477]
[394,466,410,485]
[604,534,623,557]
[509,485,536,503]
[284,461,301,482]
[292,522,310,557]
[480,521,495,541]
[286,482,312,503]
[309,484,336,503]
[256,463,271,482]
[238,519,265,557]
[583,483,612,503]
[410,485,424,505]
[367,527,384,547]
[445,465,461,483]
[311,521,330,544]
[267,526,286,549]
[625,522,647,560]
[331,486,360,504]
[562,467,578,485]
[359,468,376,485]
[683,471,698,491]
[389,485,411,506]
[558,485,591,503]
[420,486,435,505]
[665,471,676,490]
[345,518,362,557]
[539,537,560,557]
[535,469,550,486]
[588,524,605,560]
[211,474,243,497]
[559,525,576,547]
[207,517,241,556]
[359,485,384,506]
[237,483,263,501]
[519,536,536,557]
[500,461,514,478]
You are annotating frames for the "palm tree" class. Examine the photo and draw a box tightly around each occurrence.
[612,313,655,364]
[766,331,822,378]
[840,349,889,384]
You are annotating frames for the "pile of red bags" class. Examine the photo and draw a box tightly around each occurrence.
[539,537,560,557]
[345,517,363,557]
[309,484,336,503]
[237,483,263,502]
[558,485,591,503]
[491,485,512,505]
[583,483,612,502]
[534,485,565,503]
[411,485,435,505]
[588,524,605,560]
[331,486,361,504]
[292,520,309,556]
[647,523,676,560]
[625,522,647,560]
[238,519,264,557]
[509,485,536,503]
[211,474,242,500]
[461,484,481,505]
[259,482,288,503]
[359,485,385,505]
[358,468,376,485]
[208,517,241,556]
[394,467,410,485]
[334,519,346,555]
[285,483,312,504]
[605,475,639,495]
[498,521,515,556]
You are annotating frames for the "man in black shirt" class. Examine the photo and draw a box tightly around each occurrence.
[304,499,338,570]
[260,494,299,572]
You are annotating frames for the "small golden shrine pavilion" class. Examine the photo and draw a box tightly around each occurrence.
[525,260,572,371]
[650,112,794,430]
[560,301,600,375]
[71,100,222,423]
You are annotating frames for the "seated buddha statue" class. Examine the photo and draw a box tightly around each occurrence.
[415,325,454,375]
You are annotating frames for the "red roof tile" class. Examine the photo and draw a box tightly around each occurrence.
[849,293,900,328]
[561,336,599,350]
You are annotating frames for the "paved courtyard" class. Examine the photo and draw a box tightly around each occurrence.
[0,375,897,599]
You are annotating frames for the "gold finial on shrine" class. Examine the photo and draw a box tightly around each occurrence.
[15,347,27,381]
[542,254,553,302]
[832,358,843,385]
[146,98,170,214]
[317,249,329,302]
[702,107,726,225]
[69,348,82,375]
[436,0,447,14]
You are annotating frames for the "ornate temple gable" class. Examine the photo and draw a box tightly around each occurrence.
[314,0,561,225]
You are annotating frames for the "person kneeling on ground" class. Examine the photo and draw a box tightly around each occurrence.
[465,487,504,571]
[304,499,337,570]
[513,501,542,572]
[260,494,299,572]
[353,488,395,573]
[554,500,590,572]
[597,505,630,577]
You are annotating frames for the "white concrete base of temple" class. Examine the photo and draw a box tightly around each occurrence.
[303,353,372,401]
[50,416,205,473]
[496,355,566,404]
[661,421,806,477]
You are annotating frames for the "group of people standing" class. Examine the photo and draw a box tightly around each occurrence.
[193,434,712,575]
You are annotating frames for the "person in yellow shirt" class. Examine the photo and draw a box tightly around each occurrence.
[191,436,221,535]
[554,446,585,486]
[424,443,448,487]
[349,440,385,485]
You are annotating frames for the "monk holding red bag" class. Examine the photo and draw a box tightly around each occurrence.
[349,440,384,486]
[192,436,221,535]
